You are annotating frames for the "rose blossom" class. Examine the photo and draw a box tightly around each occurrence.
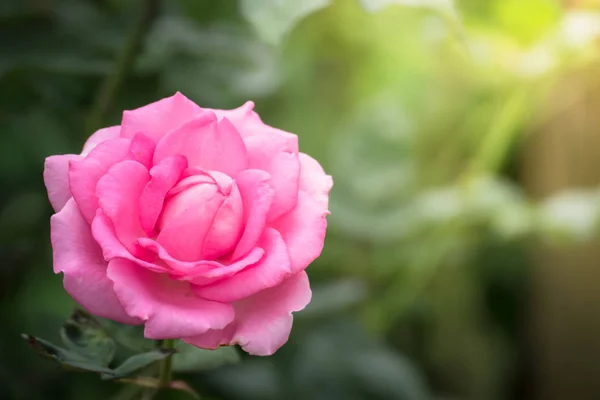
[43,93,332,356]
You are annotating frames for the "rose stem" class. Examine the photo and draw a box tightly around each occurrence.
[158,339,175,388]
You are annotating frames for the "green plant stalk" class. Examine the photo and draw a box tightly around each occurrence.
[86,0,159,133]
[158,339,175,388]
[461,88,531,184]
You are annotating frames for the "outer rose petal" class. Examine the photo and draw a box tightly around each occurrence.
[107,258,235,339]
[69,138,131,223]
[183,326,235,349]
[243,133,293,170]
[81,126,121,156]
[266,152,300,222]
[120,92,203,141]
[153,114,248,176]
[51,199,140,324]
[193,228,291,302]
[44,154,81,212]
[269,154,332,273]
[271,191,329,274]
[96,160,150,255]
[208,101,299,153]
[185,271,311,356]
[298,153,333,209]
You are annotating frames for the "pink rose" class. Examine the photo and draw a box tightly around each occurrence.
[43,93,332,356]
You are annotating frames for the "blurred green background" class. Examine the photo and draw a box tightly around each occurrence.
[3,0,600,399]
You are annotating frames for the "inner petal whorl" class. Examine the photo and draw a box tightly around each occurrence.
[157,177,221,232]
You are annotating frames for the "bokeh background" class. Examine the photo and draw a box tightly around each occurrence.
[3,0,600,399]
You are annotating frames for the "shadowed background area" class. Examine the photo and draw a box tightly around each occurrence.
[3,0,600,399]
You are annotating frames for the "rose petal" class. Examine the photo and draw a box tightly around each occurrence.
[128,132,156,169]
[120,92,203,141]
[44,154,81,212]
[182,326,235,349]
[96,160,150,255]
[153,114,248,176]
[92,211,169,274]
[232,271,311,356]
[51,199,140,324]
[107,258,234,339]
[231,169,274,260]
[81,126,121,157]
[243,133,292,170]
[265,152,300,222]
[298,153,333,209]
[156,189,224,262]
[166,173,216,198]
[270,191,329,274]
[208,101,299,153]
[136,238,264,282]
[193,228,291,302]
[182,168,233,195]
[185,271,311,356]
[202,183,244,260]
[139,155,188,235]
[69,138,131,223]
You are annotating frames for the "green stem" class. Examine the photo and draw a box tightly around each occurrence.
[86,0,159,133]
[460,88,530,184]
[158,339,175,388]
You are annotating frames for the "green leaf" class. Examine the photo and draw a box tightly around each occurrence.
[173,342,240,373]
[102,349,176,380]
[59,360,115,375]
[97,319,155,353]
[22,334,113,374]
[240,0,331,46]
[22,334,86,362]
[60,309,116,366]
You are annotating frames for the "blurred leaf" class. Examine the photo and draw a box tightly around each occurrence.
[240,0,332,46]
[0,0,122,78]
[493,0,560,45]
[536,190,600,243]
[360,0,455,14]
[60,309,116,367]
[292,320,430,400]
[301,279,368,318]
[0,191,46,239]
[173,342,240,373]
[350,350,429,400]
[559,11,600,49]
[141,16,280,107]
[205,360,282,400]
[329,95,416,242]
[102,348,176,380]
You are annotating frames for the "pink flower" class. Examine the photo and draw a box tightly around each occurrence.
[43,93,332,356]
